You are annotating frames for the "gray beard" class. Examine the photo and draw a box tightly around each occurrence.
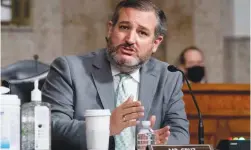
[105,36,146,73]
[105,49,144,73]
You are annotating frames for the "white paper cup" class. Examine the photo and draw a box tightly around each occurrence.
[84,109,111,150]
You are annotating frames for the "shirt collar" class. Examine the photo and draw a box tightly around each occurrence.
[110,64,140,83]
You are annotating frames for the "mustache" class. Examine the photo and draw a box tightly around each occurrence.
[105,37,136,52]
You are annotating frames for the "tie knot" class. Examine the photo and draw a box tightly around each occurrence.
[118,73,130,80]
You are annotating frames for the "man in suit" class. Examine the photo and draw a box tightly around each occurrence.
[42,0,189,149]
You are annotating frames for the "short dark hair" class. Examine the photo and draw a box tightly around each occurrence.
[179,46,204,65]
[111,0,167,37]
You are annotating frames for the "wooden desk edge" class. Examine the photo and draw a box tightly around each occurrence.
[182,84,250,92]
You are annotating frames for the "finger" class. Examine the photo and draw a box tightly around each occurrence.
[159,139,166,145]
[150,115,156,128]
[160,133,170,144]
[158,131,170,141]
[123,95,134,104]
[123,106,144,115]
[123,119,137,128]
[166,131,170,139]
[154,126,170,142]
[157,138,166,144]
[128,95,134,101]
[155,126,170,135]
[123,112,144,121]
[127,95,134,102]
[155,139,161,145]
[122,100,142,109]
[162,129,171,137]
[157,131,170,144]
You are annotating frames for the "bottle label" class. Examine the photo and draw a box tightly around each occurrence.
[0,106,20,150]
[34,106,50,150]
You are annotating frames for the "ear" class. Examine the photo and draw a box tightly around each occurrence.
[152,35,164,53]
[107,21,113,39]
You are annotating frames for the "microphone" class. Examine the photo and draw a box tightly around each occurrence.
[33,54,39,73]
[167,65,204,144]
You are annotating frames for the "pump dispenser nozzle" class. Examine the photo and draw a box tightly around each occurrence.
[31,80,41,101]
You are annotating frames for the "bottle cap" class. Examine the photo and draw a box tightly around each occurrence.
[142,121,151,127]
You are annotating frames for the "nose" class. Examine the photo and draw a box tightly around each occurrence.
[125,31,136,45]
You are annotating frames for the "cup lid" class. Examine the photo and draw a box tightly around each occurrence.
[0,94,20,105]
[0,86,10,94]
[84,109,111,117]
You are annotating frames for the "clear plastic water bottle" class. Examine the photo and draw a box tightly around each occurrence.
[137,121,156,150]
[21,80,51,150]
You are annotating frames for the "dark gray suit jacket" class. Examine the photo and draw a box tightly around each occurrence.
[42,49,189,150]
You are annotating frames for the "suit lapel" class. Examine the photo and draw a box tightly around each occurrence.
[90,50,159,116]
[139,59,159,121]
[91,49,115,111]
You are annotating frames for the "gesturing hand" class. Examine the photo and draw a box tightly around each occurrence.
[150,115,171,144]
[110,96,144,136]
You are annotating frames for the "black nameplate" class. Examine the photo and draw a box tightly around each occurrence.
[147,144,213,150]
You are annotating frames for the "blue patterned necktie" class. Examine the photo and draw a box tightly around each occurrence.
[115,73,135,150]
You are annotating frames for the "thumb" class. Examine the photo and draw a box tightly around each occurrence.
[125,95,134,103]
[150,115,156,128]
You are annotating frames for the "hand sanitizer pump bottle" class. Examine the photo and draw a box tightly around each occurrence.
[21,80,51,150]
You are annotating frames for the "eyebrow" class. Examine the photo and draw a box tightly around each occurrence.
[118,21,150,32]
[118,21,130,25]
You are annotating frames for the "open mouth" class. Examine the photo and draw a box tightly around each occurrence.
[120,46,135,55]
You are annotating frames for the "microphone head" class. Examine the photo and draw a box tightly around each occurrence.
[167,65,179,72]
[33,54,39,61]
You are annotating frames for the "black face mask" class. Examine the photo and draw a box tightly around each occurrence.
[186,66,205,83]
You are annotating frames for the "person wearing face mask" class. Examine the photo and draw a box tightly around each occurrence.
[178,46,207,83]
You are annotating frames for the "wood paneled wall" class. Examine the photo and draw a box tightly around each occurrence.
[182,84,250,147]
